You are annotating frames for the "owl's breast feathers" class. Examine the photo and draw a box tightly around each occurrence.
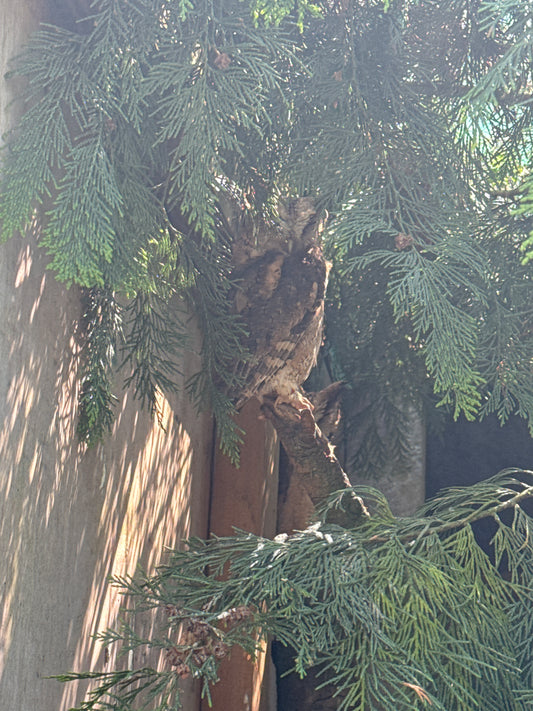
[232,243,330,411]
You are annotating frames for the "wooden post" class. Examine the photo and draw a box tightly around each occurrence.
[204,399,279,711]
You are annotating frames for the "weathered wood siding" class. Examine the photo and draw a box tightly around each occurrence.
[0,4,213,709]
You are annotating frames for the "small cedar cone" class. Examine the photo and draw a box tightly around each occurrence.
[212,641,230,659]
[218,605,254,628]
[165,646,181,666]
[395,232,414,250]
[192,648,209,666]
[166,646,191,678]
[173,661,191,678]
[186,618,210,638]
[214,51,231,70]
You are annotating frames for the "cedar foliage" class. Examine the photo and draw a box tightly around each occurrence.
[1,0,532,464]
[55,471,533,710]
[1,1,533,707]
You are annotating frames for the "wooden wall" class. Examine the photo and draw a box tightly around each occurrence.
[0,4,212,708]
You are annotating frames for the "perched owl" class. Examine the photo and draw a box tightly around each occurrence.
[228,198,330,415]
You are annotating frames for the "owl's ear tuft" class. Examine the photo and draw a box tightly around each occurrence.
[278,197,326,249]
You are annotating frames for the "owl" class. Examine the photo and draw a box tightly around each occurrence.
[228,198,330,416]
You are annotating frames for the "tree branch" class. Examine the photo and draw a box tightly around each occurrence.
[367,479,533,544]
[260,398,368,527]
[488,187,526,200]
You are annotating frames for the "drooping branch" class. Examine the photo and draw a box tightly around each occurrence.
[260,397,368,527]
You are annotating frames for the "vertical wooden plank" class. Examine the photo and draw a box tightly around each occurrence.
[204,399,279,711]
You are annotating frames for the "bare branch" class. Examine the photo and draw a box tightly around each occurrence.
[261,398,368,527]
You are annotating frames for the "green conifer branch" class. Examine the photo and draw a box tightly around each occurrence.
[55,471,533,710]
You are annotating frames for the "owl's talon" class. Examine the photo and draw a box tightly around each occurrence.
[275,403,302,422]
[270,391,315,420]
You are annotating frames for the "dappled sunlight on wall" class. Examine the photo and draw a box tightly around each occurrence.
[73,400,194,672]
[1,10,211,707]
[0,226,213,711]
[59,391,209,710]
[0,227,82,688]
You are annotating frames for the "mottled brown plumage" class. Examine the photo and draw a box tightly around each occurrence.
[229,198,329,414]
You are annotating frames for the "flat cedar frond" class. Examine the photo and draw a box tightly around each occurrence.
[58,471,533,710]
[121,291,186,417]
[2,0,533,445]
[77,287,123,446]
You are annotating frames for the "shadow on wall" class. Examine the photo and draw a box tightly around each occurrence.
[0,4,214,710]
[0,230,213,711]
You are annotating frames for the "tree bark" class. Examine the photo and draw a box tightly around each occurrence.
[261,398,367,529]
